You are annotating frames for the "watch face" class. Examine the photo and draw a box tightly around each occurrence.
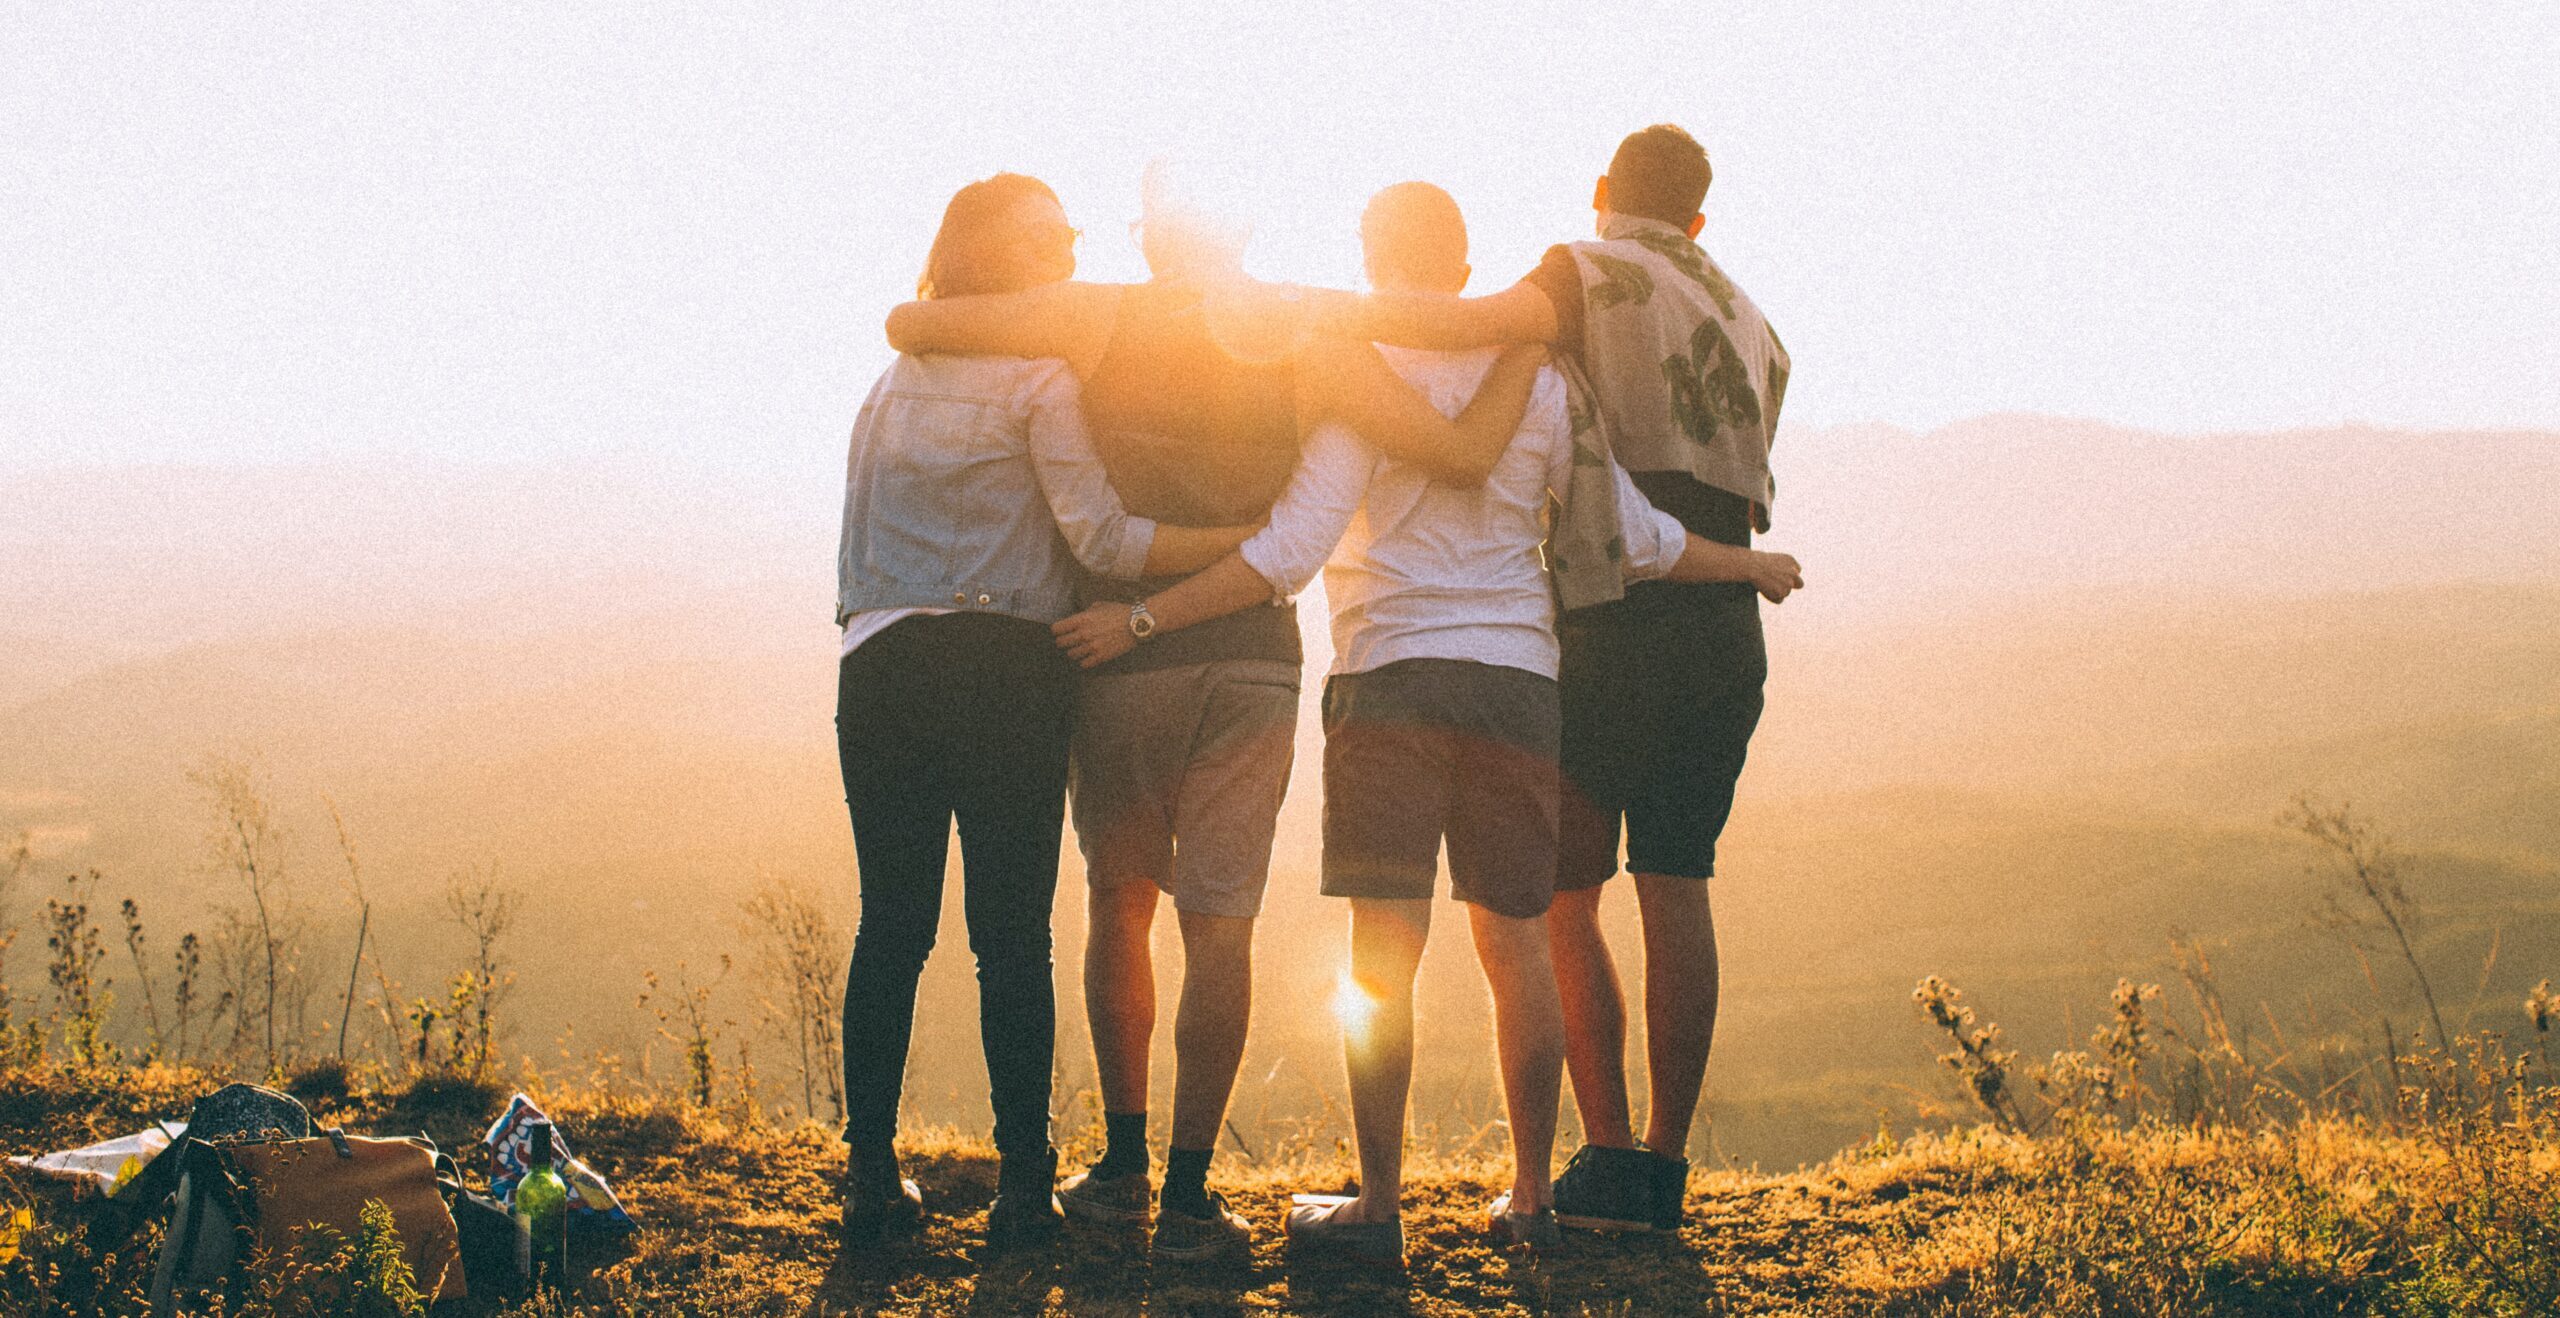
[1129,606,1156,639]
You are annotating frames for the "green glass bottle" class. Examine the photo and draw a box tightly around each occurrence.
[512,1121,572,1282]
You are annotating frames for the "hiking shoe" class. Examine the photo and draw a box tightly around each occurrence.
[1151,1190,1252,1262]
[986,1148,1065,1253]
[1552,1144,1662,1232]
[1283,1194,1403,1267]
[1648,1150,1692,1231]
[986,1185,1065,1252]
[840,1151,924,1248]
[1060,1166,1155,1227]
[1486,1192,1562,1252]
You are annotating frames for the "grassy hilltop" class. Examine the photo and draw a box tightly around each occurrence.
[3,1051,2557,1316]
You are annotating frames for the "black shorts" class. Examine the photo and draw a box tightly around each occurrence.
[1557,580,1766,889]
[1319,659,1561,919]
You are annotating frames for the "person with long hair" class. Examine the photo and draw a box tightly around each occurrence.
[833,172,1256,1251]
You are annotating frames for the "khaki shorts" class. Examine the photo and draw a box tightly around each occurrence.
[1069,658,1300,919]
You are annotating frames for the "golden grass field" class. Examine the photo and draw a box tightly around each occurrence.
[4,1033,2556,1317]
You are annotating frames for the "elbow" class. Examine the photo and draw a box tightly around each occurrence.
[883,304,923,353]
[1073,546,1132,579]
[1078,534,1148,581]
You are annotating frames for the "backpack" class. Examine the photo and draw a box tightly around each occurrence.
[90,1082,490,1315]
[93,1082,312,1254]
[152,1129,471,1314]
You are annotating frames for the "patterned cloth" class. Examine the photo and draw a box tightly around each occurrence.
[485,1093,637,1236]
[1548,215,1789,611]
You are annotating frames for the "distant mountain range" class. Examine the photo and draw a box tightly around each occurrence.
[8,415,2555,691]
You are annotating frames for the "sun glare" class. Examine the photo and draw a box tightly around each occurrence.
[1331,969,1379,1044]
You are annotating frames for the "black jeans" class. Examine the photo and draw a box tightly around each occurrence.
[837,611,1076,1163]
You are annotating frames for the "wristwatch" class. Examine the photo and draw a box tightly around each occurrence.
[1127,601,1159,641]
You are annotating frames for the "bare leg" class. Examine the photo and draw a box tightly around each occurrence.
[1468,904,1565,1211]
[1168,909,1255,1151]
[1083,879,1161,1118]
[1337,897,1430,1224]
[1547,885,1637,1148]
[1633,874,1720,1155]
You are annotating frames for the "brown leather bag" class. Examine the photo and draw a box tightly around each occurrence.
[226,1130,468,1303]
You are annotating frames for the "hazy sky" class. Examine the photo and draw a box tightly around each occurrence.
[7,3,2556,475]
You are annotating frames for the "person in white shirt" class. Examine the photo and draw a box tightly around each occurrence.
[1052,183,1803,1260]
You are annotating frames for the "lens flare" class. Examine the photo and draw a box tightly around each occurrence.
[1331,970,1379,1044]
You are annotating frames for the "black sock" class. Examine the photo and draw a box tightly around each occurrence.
[1095,1111,1148,1178]
[1162,1146,1213,1217]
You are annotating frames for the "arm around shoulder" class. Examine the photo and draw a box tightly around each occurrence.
[1297,339,1545,487]
[1326,282,1559,351]
[885,282,1120,370]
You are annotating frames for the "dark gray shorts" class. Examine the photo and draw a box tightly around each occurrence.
[1557,584,1766,888]
[1318,658,1561,920]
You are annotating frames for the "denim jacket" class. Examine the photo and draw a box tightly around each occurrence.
[837,354,1157,626]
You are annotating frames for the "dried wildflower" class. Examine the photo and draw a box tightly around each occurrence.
[1916,976,2023,1130]
[2036,1049,2123,1117]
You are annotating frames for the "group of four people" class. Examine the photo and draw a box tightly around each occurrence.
[832,123,1800,1265]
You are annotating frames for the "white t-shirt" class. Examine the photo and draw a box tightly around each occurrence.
[1237,346,1687,680]
[839,607,953,658]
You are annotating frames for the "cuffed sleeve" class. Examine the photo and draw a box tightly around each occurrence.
[1021,363,1160,580]
[1236,423,1367,598]
[1611,460,1690,582]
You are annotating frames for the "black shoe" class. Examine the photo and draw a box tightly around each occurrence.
[1551,1144,1662,1232]
[841,1146,923,1247]
[986,1147,1065,1253]
[1648,1148,1692,1231]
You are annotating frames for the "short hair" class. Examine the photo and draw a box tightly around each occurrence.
[1360,182,1468,290]
[917,172,1061,300]
[1606,124,1712,226]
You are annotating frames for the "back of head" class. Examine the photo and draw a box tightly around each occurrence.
[918,172,1065,300]
[1360,182,1469,294]
[1606,124,1712,227]
[1139,158,1252,282]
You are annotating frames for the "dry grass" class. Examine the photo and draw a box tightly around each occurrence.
[3,1062,2556,1315]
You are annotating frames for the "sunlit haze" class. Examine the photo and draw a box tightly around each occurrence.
[8,3,2557,477]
